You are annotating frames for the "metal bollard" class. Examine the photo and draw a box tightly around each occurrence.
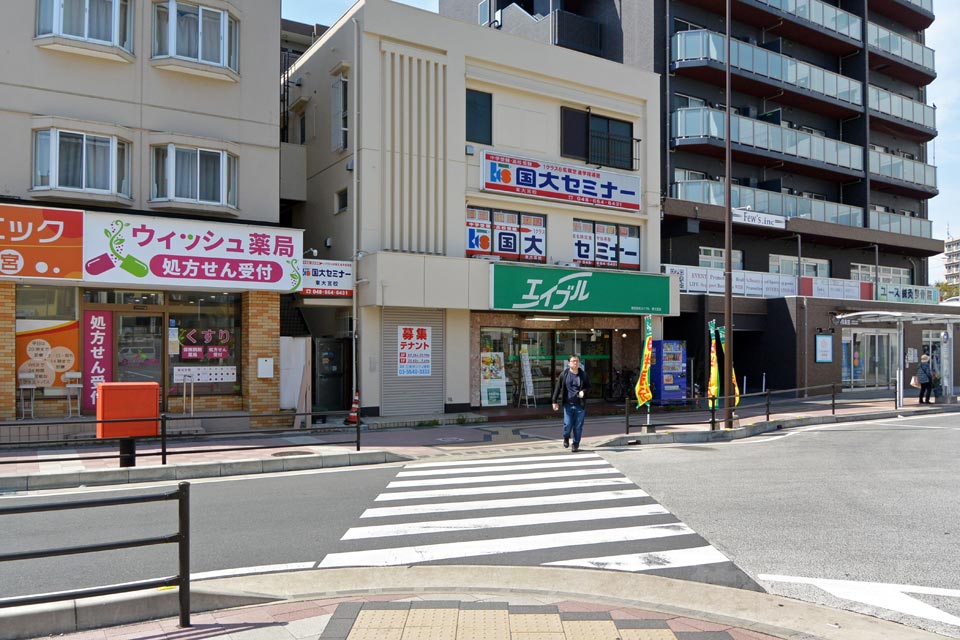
[709,399,717,431]
[766,389,771,422]
[832,383,837,415]
[624,398,631,434]
[118,438,136,468]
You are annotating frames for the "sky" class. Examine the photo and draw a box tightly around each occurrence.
[283,0,956,282]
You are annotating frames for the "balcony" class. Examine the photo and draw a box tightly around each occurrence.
[680,0,861,54]
[869,149,937,198]
[867,22,936,85]
[672,180,866,230]
[869,0,934,31]
[671,107,864,180]
[672,30,862,117]
[868,85,936,141]
[867,209,933,239]
[280,142,306,202]
[553,10,601,57]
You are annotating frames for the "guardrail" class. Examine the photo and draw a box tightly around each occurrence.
[0,482,191,628]
[0,411,361,467]
[623,383,889,435]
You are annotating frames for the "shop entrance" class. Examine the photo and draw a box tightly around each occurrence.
[117,314,164,386]
[842,329,898,389]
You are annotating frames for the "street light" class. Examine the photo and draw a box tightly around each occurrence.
[723,0,734,429]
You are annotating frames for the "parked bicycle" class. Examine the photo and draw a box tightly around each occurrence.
[605,367,638,402]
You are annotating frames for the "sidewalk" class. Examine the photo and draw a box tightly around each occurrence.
[2,395,956,640]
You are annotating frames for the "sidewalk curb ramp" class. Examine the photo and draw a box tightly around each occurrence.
[0,566,946,640]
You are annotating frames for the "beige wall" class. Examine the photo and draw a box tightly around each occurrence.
[0,0,280,223]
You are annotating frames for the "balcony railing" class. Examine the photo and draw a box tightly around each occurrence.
[903,0,933,12]
[753,0,862,41]
[868,85,936,130]
[672,107,864,172]
[867,22,935,72]
[868,209,933,238]
[553,9,602,57]
[869,149,937,189]
[672,180,865,229]
[672,30,862,106]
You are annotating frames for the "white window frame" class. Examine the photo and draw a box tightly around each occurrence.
[151,143,237,208]
[770,254,830,277]
[331,74,349,152]
[33,128,131,197]
[37,0,134,51]
[153,1,239,72]
[852,262,911,286]
[699,246,743,271]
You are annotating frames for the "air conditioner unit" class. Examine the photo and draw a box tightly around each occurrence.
[474,254,501,261]
[554,260,579,268]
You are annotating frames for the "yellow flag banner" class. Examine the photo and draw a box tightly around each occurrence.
[717,325,740,407]
[635,315,654,407]
[707,320,719,409]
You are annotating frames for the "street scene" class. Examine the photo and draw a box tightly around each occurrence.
[2,0,960,638]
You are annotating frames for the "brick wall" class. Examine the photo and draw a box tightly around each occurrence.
[0,282,15,420]
[241,291,282,428]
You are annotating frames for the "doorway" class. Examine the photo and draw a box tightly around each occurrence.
[842,328,898,389]
[116,314,164,386]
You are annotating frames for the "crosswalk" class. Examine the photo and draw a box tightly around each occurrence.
[319,453,759,589]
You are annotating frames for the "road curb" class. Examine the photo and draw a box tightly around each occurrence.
[0,450,413,493]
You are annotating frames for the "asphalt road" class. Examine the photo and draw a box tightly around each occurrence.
[606,412,960,638]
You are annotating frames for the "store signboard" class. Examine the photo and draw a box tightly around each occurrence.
[398,326,431,376]
[491,263,672,315]
[482,151,641,211]
[0,203,84,279]
[300,259,353,297]
[732,207,786,229]
[83,213,303,291]
[82,311,113,411]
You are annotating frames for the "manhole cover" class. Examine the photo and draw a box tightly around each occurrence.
[436,437,465,442]
[271,450,314,457]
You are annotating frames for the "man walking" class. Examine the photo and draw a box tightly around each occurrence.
[552,355,590,452]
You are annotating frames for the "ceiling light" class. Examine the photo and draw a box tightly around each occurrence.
[525,315,569,322]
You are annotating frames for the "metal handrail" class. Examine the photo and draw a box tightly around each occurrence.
[0,482,191,628]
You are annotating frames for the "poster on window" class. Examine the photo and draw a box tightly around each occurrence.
[519,214,546,263]
[572,220,595,266]
[594,223,618,268]
[493,211,520,260]
[16,320,80,390]
[618,225,640,270]
[82,311,113,411]
[0,203,84,280]
[83,212,303,292]
[398,326,431,376]
[480,351,508,407]
[466,208,492,257]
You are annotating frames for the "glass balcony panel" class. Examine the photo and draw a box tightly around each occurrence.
[867,22,935,73]
[755,0,861,41]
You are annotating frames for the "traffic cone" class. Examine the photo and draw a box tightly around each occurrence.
[344,391,360,425]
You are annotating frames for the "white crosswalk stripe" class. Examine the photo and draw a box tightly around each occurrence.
[321,453,749,587]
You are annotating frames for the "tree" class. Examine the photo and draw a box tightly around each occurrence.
[934,280,959,300]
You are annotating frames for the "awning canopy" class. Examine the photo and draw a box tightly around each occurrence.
[836,310,960,325]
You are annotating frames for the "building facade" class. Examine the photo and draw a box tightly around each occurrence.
[440,0,955,396]
[284,0,673,417]
[944,237,960,287]
[0,0,297,424]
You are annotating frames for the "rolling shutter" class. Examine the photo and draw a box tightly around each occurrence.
[381,308,445,416]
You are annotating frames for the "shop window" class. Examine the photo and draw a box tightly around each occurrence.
[168,291,241,396]
[16,285,77,320]
[16,285,79,399]
[466,89,492,145]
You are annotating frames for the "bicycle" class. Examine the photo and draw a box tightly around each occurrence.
[605,368,638,402]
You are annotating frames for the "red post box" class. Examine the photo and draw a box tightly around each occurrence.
[96,382,160,438]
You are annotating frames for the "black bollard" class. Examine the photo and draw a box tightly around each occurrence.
[119,437,137,468]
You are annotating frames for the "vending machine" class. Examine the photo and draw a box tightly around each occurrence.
[651,340,687,403]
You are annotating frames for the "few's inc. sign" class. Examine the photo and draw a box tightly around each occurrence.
[732,207,786,229]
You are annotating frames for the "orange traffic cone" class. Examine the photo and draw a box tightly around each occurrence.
[344,391,360,425]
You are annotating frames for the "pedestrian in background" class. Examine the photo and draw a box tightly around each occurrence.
[552,354,590,452]
[917,353,935,404]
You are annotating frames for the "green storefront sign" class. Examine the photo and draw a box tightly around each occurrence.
[491,264,672,315]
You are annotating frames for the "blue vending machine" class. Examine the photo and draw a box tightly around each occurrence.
[652,340,687,404]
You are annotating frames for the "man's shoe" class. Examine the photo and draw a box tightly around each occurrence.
[571,445,579,453]
[563,437,569,448]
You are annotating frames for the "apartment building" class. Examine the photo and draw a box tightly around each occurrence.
[944,237,960,287]
[283,0,671,416]
[441,0,954,394]
[0,0,296,423]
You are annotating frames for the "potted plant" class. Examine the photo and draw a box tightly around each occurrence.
[932,374,943,402]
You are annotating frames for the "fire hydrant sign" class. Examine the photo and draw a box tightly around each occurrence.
[398,326,431,376]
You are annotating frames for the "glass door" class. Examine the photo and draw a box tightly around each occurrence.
[117,314,164,388]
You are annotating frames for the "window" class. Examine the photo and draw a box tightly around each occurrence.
[770,254,830,277]
[801,191,826,200]
[298,111,307,145]
[466,208,546,263]
[37,0,133,52]
[673,93,706,110]
[674,168,707,182]
[561,107,634,170]
[851,263,911,285]
[151,144,238,207]
[572,219,641,270]
[331,74,348,151]
[466,89,493,145]
[699,247,743,271]
[674,18,705,32]
[153,1,239,72]
[16,285,77,320]
[33,129,131,196]
[335,188,348,213]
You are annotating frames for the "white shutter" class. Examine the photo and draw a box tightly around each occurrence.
[330,76,344,152]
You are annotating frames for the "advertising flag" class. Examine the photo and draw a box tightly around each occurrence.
[716,325,741,407]
[707,320,719,408]
[635,316,654,407]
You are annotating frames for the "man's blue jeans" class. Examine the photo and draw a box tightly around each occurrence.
[562,403,586,448]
